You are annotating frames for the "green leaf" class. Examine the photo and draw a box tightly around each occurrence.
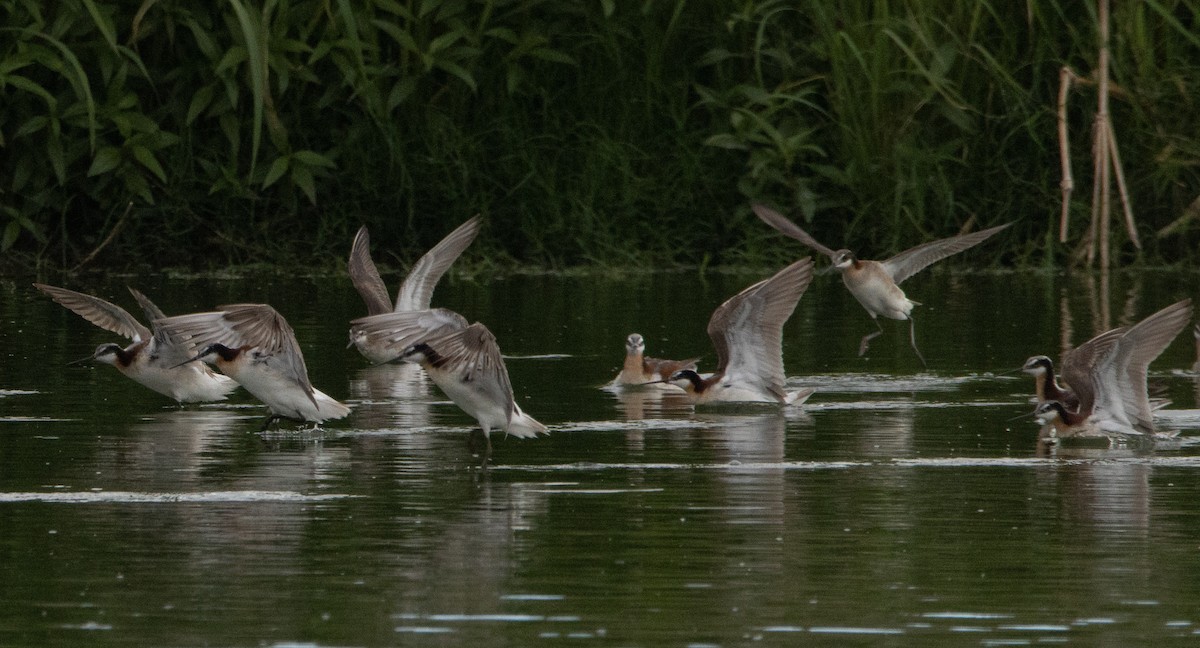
[262,156,289,189]
[47,137,66,184]
[5,74,56,108]
[80,0,119,53]
[88,147,123,177]
[291,164,316,205]
[2,221,19,251]
[131,145,167,183]
[14,115,48,138]
[292,150,335,169]
[433,60,477,92]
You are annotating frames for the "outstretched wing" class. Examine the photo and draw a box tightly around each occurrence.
[882,222,1012,284]
[706,258,814,400]
[34,283,151,342]
[752,204,838,260]
[1060,326,1125,415]
[395,215,482,311]
[127,287,194,366]
[349,308,470,361]
[348,225,394,316]
[1093,299,1193,434]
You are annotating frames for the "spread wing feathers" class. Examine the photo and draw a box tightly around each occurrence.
[348,225,394,316]
[882,222,1012,285]
[395,215,482,312]
[349,308,470,360]
[157,304,314,397]
[34,283,151,343]
[424,322,516,419]
[706,258,814,398]
[751,203,837,260]
[1093,299,1193,434]
[1060,327,1126,415]
[125,287,195,366]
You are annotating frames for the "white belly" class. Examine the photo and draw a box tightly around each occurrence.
[846,272,913,320]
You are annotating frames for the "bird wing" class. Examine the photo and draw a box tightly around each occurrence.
[157,304,316,401]
[751,204,838,260]
[348,225,394,316]
[395,215,482,311]
[34,283,151,342]
[706,258,813,399]
[126,287,194,366]
[349,308,470,361]
[1093,299,1192,434]
[422,322,516,420]
[881,222,1012,284]
[1060,326,1126,415]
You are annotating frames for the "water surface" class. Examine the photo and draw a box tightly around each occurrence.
[3,269,1200,645]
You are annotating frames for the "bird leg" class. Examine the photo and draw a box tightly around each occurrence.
[468,429,493,469]
[908,315,928,369]
[858,319,885,356]
[259,414,283,432]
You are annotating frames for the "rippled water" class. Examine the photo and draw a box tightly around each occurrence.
[3,268,1200,645]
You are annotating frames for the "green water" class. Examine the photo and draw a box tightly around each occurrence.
[3,269,1200,646]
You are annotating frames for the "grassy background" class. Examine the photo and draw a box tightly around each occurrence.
[2,0,1199,273]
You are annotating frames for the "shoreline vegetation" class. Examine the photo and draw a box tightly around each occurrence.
[2,1,1199,274]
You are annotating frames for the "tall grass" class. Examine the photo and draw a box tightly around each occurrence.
[1,0,1199,272]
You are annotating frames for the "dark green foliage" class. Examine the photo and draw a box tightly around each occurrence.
[2,0,1199,272]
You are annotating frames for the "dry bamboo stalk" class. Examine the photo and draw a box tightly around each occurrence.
[1106,119,1139,248]
[1096,0,1112,268]
[1058,66,1075,243]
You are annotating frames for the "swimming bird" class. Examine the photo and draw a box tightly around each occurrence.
[752,203,1011,366]
[349,308,547,463]
[348,215,482,363]
[662,258,816,405]
[612,333,699,387]
[158,304,351,429]
[33,283,238,404]
[1028,299,1192,438]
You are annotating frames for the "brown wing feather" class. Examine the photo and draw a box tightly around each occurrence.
[882,222,1012,284]
[348,225,394,316]
[752,203,837,260]
[34,283,151,342]
[395,215,482,311]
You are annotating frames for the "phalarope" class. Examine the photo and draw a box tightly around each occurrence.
[1029,299,1192,438]
[662,258,816,405]
[158,303,352,429]
[34,283,238,404]
[350,308,547,463]
[612,333,698,387]
[348,215,482,363]
[752,203,1011,366]
[1021,327,1126,411]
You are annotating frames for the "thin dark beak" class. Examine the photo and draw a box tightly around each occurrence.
[67,353,96,366]
[346,338,356,349]
[641,379,669,386]
[816,264,836,276]
[170,353,205,370]
[997,366,1026,377]
[1007,408,1038,423]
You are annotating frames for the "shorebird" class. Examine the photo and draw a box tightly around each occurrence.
[612,333,699,387]
[661,258,816,405]
[1020,327,1127,411]
[348,216,482,363]
[350,308,547,463]
[158,304,351,429]
[752,203,1011,366]
[1028,299,1192,439]
[34,283,238,404]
